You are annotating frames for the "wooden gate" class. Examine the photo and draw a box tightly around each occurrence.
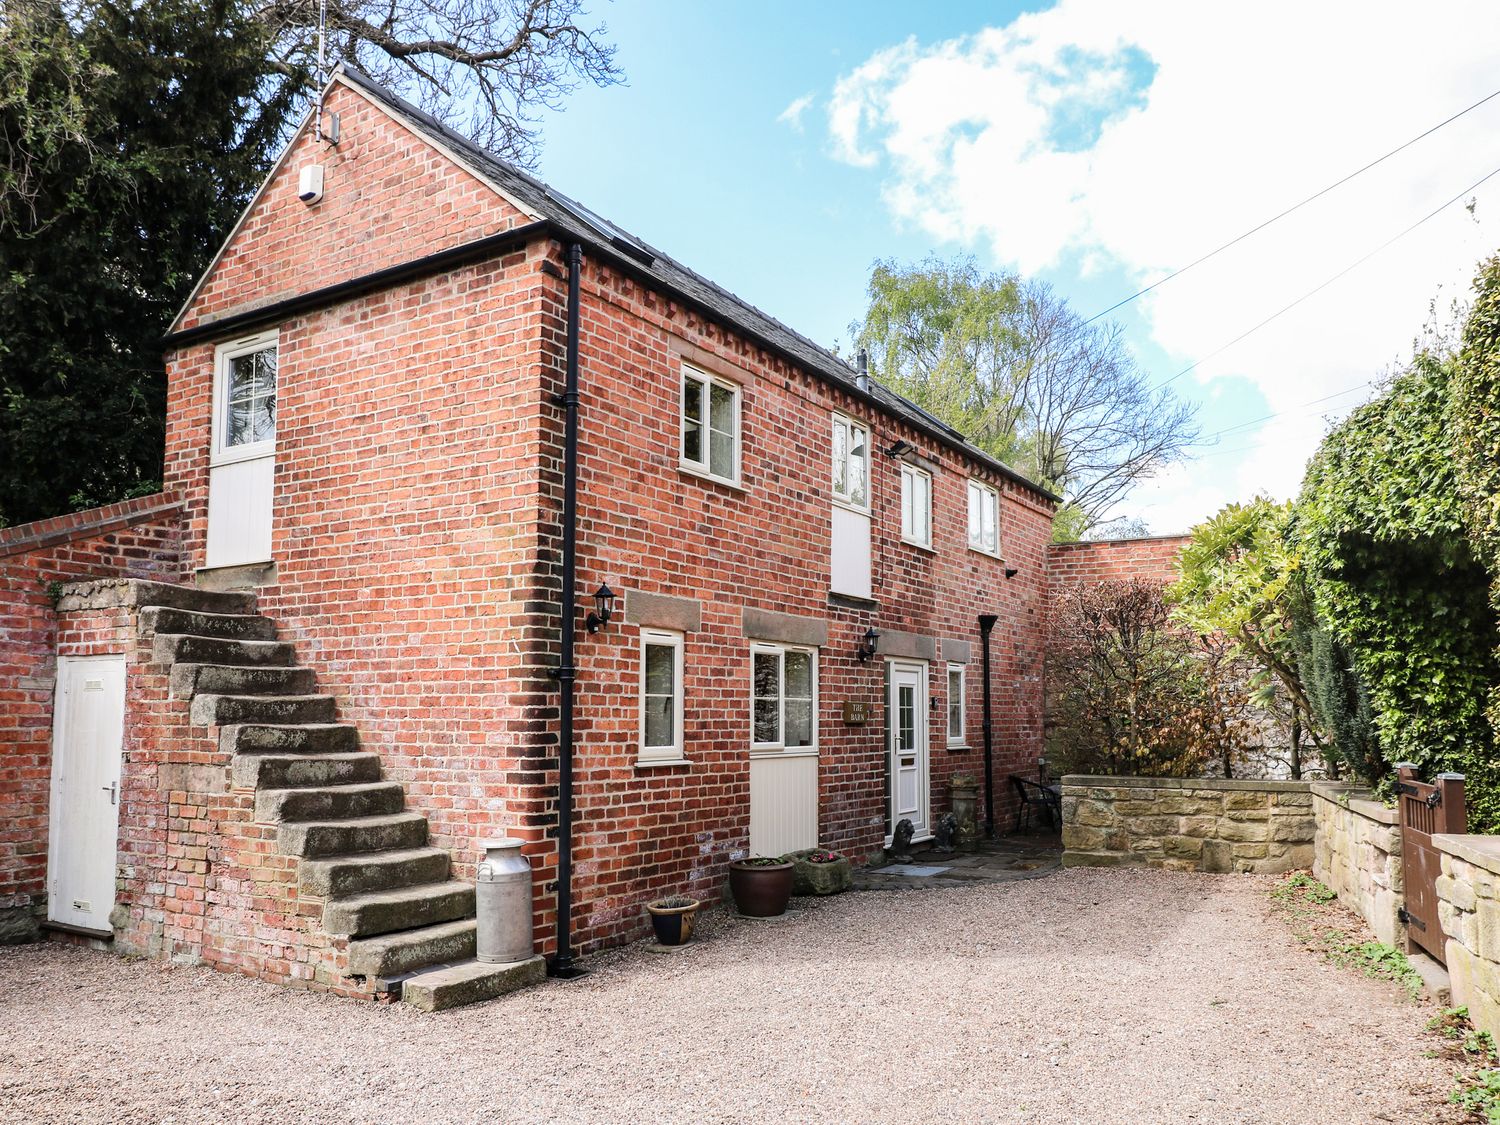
[1395,764,1466,965]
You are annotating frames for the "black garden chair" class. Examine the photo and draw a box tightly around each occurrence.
[1009,773,1062,834]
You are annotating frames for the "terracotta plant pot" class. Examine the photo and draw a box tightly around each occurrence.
[728,859,794,917]
[646,898,699,946]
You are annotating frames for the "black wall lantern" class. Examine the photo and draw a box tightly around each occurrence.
[857,626,881,662]
[585,583,616,634]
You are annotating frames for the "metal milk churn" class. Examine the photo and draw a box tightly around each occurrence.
[476,837,534,964]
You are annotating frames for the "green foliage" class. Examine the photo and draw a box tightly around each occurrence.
[1455,254,1500,738]
[853,256,1197,537]
[0,0,297,527]
[1289,615,1384,783]
[1327,938,1425,1001]
[1294,352,1500,829]
[1272,872,1337,905]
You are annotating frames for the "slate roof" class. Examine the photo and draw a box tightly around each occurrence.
[338,67,1058,503]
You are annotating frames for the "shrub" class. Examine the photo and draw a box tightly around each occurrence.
[1295,352,1500,827]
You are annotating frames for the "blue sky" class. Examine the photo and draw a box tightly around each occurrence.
[532,1,1500,533]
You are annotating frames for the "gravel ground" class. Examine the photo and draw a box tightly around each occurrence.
[0,869,1466,1124]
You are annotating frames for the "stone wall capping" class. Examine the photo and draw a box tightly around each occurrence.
[1062,774,1313,794]
[1310,782,1399,825]
[1435,834,1500,875]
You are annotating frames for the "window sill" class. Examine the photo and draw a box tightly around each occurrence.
[946,744,972,752]
[832,496,871,516]
[749,747,819,760]
[636,757,692,769]
[678,462,746,493]
[900,537,937,554]
[967,545,1003,562]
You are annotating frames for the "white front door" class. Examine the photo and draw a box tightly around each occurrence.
[206,332,278,569]
[48,654,126,932]
[889,660,930,840]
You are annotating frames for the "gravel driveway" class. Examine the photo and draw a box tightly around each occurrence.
[0,869,1463,1124]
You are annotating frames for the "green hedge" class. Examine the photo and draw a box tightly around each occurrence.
[1295,352,1500,829]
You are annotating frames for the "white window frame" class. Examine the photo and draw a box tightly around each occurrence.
[679,362,742,486]
[211,331,279,466]
[947,663,967,748]
[831,412,871,512]
[967,479,1000,558]
[900,463,933,549]
[749,641,819,756]
[638,628,686,764]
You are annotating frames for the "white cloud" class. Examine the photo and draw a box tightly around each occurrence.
[777,92,817,134]
[824,1,1500,531]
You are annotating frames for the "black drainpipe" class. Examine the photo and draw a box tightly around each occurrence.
[978,614,998,838]
[550,242,584,979]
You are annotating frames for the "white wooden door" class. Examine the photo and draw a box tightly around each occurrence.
[48,654,126,932]
[206,333,278,568]
[889,661,930,840]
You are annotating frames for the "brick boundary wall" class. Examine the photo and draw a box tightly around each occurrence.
[0,495,185,943]
[1060,774,1315,874]
[1311,783,1405,947]
[1045,533,1191,592]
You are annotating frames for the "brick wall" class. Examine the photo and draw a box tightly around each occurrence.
[1045,534,1189,592]
[0,496,184,942]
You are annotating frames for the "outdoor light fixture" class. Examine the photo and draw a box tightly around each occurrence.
[585,583,617,634]
[885,439,915,459]
[1004,567,1019,579]
[857,626,881,662]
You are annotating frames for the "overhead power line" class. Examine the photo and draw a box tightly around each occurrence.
[1156,158,1500,392]
[1193,378,1379,447]
[1083,84,1500,326]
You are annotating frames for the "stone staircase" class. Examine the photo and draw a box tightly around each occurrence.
[136,581,543,1011]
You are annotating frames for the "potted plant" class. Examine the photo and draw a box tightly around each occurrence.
[728,856,794,917]
[781,848,853,896]
[646,894,700,946]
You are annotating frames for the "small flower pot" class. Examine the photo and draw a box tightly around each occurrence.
[728,859,794,917]
[646,898,700,946]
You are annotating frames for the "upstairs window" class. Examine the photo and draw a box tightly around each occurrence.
[947,663,966,747]
[639,629,685,763]
[968,480,1000,556]
[751,643,817,751]
[900,463,932,548]
[214,335,278,461]
[681,364,740,485]
[832,414,870,509]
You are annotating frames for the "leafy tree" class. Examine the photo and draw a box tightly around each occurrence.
[0,0,620,526]
[1169,497,1326,779]
[0,0,295,525]
[854,256,1198,538]
[1294,350,1500,828]
[1045,579,1251,777]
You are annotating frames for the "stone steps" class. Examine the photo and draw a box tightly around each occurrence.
[322,879,475,938]
[171,663,315,700]
[191,692,337,726]
[222,722,360,756]
[233,751,382,790]
[256,780,405,823]
[347,918,478,979]
[155,633,297,667]
[141,605,276,641]
[279,810,429,858]
[138,582,537,1011]
[300,846,451,898]
[400,956,547,1012]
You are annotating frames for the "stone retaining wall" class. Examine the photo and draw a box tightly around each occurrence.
[1434,835,1500,1040]
[1311,783,1404,947]
[1060,775,1315,873]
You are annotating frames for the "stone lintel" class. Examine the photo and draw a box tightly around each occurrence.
[875,628,937,661]
[742,607,828,648]
[942,638,972,664]
[625,589,702,633]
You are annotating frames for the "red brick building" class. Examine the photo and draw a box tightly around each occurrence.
[0,69,1060,1005]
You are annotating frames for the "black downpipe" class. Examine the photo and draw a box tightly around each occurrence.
[978,614,998,838]
[550,242,584,979]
